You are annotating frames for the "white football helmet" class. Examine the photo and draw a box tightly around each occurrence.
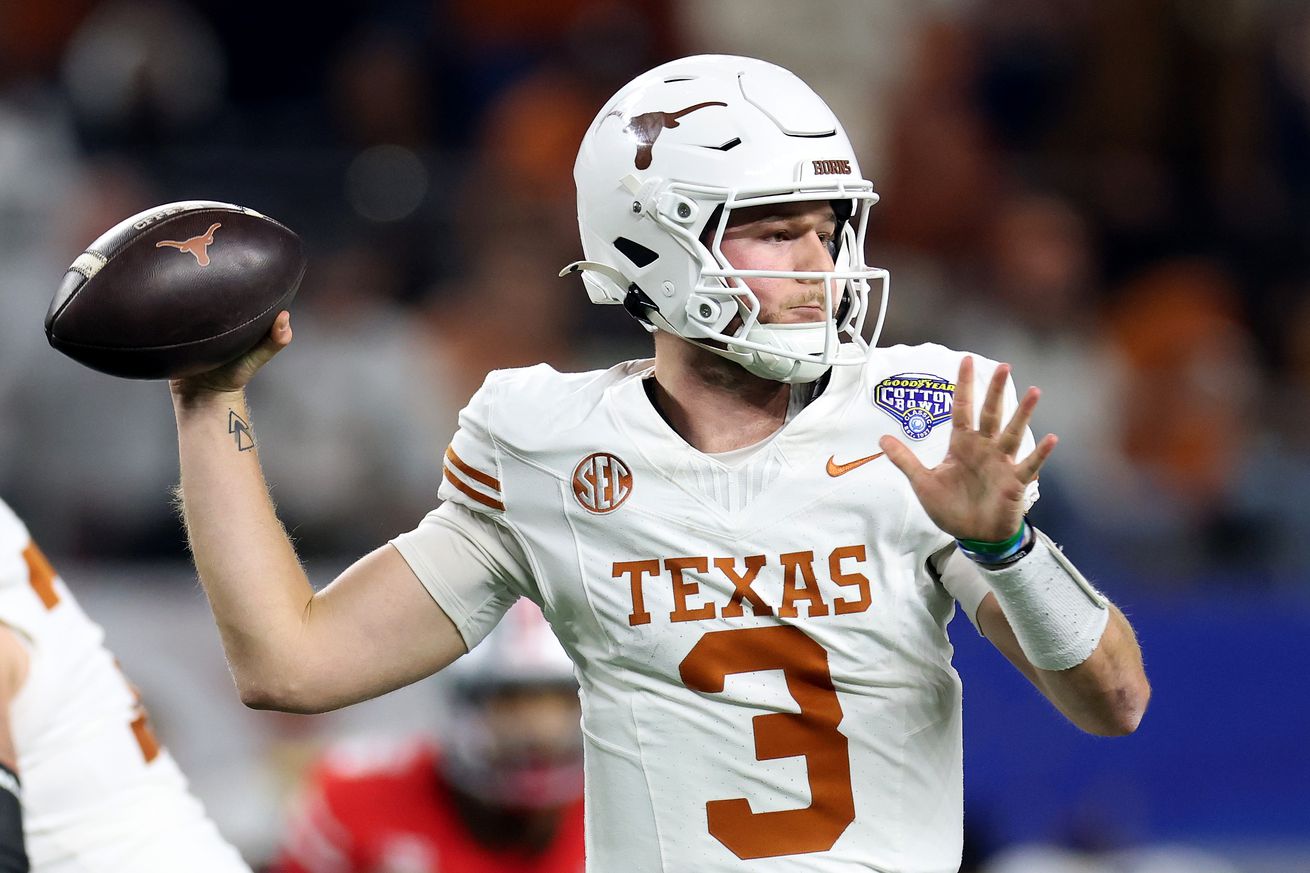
[563,55,889,383]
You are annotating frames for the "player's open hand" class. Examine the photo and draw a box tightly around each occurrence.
[878,356,1057,543]
[169,311,293,401]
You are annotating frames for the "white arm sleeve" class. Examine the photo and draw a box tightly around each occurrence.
[930,545,993,635]
[389,501,534,650]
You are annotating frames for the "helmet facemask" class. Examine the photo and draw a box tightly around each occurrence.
[653,184,887,383]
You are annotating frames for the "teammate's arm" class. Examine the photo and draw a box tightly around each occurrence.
[171,313,468,713]
[0,626,31,872]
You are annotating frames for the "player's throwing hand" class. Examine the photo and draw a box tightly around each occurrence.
[878,356,1058,543]
[169,310,293,401]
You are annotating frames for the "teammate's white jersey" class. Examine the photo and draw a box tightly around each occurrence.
[394,344,1036,873]
[0,499,251,873]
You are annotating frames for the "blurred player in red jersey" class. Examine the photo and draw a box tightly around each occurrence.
[272,600,585,873]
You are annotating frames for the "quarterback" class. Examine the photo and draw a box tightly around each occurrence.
[0,497,251,872]
[168,56,1149,872]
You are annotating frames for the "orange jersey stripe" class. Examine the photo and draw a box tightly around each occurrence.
[131,712,161,763]
[443,466,507,512]
[23,542,59,610]
[445,446,500,491]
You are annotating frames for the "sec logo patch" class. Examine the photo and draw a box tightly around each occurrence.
[572,452,634,514]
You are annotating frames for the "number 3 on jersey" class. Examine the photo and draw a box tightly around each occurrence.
[679,625,856,860]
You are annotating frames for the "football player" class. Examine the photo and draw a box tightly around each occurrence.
[271,599,584,873]
[0,497,251,872]
[167,56,1149,872]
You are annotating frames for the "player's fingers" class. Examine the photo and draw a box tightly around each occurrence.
[998,386,1040,456]
[952,356,974,431]
[879,434,927,484]
[978,363,1009,438]
[169,313,292,397]
[271,311,292,347]
[1016,433,1058,483]
[239,313,293,374]
[257,312,291,350]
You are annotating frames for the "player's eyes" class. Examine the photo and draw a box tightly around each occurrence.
[759,225,836,247]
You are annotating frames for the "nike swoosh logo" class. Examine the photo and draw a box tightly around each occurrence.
[826,451,886,477]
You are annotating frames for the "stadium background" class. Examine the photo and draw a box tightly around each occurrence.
[2,0,1308,869]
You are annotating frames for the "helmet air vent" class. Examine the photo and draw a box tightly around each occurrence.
[702,137,742,152]
[614,237,659,268]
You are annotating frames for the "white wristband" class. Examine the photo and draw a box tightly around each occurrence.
[980,527,1109,671]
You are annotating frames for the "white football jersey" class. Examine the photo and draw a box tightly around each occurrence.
[397,344,1036,873]
[0,498,251,873]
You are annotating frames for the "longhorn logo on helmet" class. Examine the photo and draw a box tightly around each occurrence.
[608,102,728,170]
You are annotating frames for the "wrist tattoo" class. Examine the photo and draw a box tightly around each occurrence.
[227,409,255,452]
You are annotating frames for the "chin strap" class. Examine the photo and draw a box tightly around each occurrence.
[734,321,837,383]
[654,308,835,384]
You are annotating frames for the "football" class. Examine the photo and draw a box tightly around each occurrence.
[45,200,306,380]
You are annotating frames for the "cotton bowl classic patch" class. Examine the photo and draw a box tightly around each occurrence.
[873,373,955,440]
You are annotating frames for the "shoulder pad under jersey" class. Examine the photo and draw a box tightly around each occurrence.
[438,361,651,516]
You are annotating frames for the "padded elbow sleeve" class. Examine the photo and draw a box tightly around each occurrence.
[980,527,1110,671]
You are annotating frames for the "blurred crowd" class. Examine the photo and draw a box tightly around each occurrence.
[3,1,1309,870]
[4,0,1310,587]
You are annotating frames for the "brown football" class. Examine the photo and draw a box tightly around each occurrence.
[45,200,305,380]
